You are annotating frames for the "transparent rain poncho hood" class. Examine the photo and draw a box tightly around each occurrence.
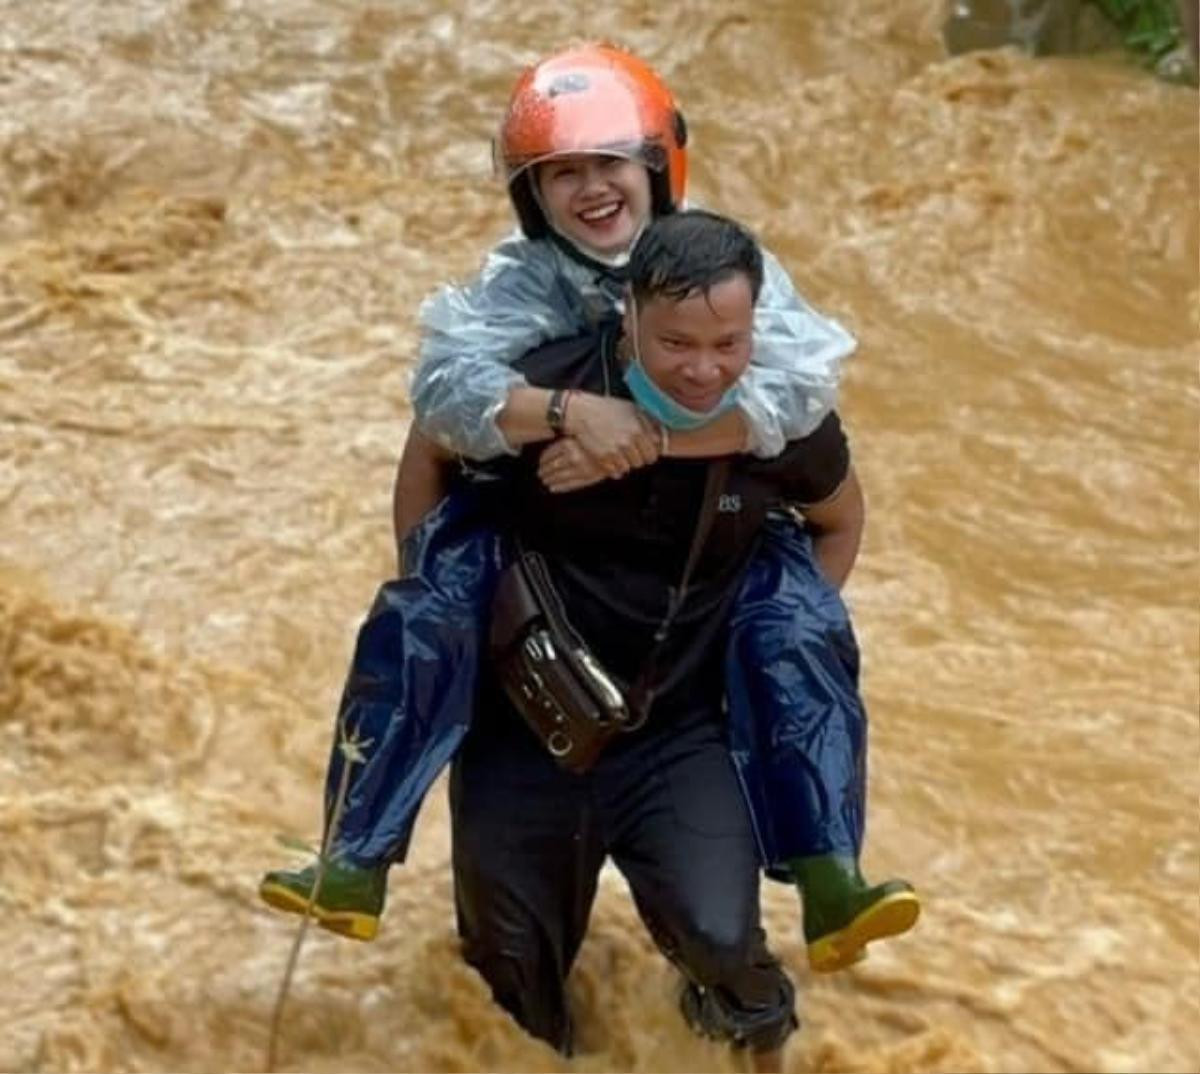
[411,230,858,461]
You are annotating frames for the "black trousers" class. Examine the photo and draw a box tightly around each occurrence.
[449,699,797,1054]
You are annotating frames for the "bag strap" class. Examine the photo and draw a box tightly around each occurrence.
[625,458,731,727]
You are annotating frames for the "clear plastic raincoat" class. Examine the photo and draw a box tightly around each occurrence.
[411,233,856,460]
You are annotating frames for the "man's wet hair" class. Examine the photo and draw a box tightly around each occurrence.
[628,209,764,307]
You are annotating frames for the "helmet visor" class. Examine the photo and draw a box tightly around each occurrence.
[493,140,666,185]
[496,61,672,183]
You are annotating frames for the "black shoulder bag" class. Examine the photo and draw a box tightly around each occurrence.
[488,459,731,774]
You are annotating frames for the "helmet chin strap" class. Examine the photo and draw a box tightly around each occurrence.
[547,229,636,280]
[553,225,639,269]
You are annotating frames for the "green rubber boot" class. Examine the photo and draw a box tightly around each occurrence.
[258,858,386,942]
[789,855,920,973]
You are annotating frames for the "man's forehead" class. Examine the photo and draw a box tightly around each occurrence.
[639,276,755,321]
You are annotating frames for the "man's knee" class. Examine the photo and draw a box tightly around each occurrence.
[676,914,757,985]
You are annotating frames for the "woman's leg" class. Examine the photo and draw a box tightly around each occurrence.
[726,518,918,971]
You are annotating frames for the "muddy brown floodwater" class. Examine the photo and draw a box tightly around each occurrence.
[1,2,1196,1072]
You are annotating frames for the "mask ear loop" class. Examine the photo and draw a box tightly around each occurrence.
[624,288,643,372]
[627,290,641,365]
[624,294,668,454]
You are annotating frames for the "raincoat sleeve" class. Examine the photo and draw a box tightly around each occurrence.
[736,247,859,459]
[410,234,584,461]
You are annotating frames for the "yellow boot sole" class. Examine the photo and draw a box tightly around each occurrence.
[258,879,380,942]
[807,889,921,973]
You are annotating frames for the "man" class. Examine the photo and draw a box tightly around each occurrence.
[261,52,919,978]
[447,208,864,1069]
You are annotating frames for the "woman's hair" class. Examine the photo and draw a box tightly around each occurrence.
[628,209,764,307]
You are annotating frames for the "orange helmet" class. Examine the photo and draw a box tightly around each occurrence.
[496,43,688,239]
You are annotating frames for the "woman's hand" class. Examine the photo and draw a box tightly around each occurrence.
[562,393,661,479]
[538,437,606,493]
[539,435,642,493]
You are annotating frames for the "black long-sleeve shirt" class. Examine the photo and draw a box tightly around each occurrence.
[485,322,849,719]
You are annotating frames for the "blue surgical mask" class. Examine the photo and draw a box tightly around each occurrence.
[621,298,738,430]
[623,356,737,430]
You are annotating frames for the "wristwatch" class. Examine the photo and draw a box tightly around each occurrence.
[546,388,568,435]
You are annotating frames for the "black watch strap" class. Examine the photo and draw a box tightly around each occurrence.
[546,388,568,435]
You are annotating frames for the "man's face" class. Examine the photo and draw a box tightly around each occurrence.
[629,275,755,413]
[536,154,652,256]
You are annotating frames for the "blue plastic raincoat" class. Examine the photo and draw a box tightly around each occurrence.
[323,488,866,876]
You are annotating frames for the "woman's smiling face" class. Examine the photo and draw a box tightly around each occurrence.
[536,154,652,256]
